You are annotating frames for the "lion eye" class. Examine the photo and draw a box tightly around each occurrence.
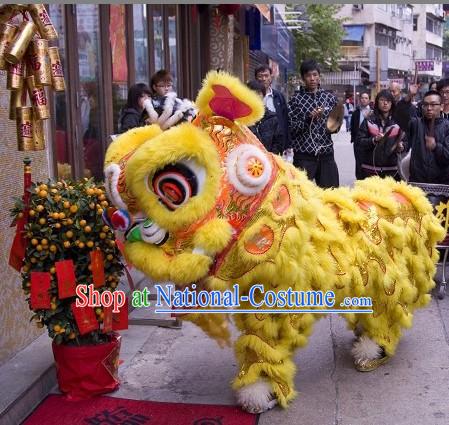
[151,162,199,210]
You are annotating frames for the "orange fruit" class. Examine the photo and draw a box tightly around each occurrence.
[53,324,61,332]
[102,225,110,232]
[28,210,36,217]
[68,332,76,339]
[50,267,56,274]
[30,258,37,264]
[97,208,103,215]
[36,244,43,252]
[31,238,38,246]
[51,303,57,310]
[63,201,70,209]
[54,195,61,202]
[55,223,61,229]
[65,231,73,238]
[52,212,59,219]
[106,254,113,261]
[49,245,57,253]
[99,232,106,239]
[84,226,92,233]
[38,190,48,198]
[70,205,78,213]
[89,202,96,209]
[58,212,66,219]
[79,219,87,227]
[41,238,48,245]
[38,218,46,225]
[86,188,95,196]
[63,241,71,248]
[50,188,58,194]
[78,242,85,249]
[67,218,73,225]
[36,205,44,212]
[98,194,106,201]
[86,241,94,248]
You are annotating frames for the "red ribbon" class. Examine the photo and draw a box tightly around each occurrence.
[55,260,77,299]
[30,272,52,309]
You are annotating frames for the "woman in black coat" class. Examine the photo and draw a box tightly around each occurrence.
[357,90,405,180]
[118,83,152,133]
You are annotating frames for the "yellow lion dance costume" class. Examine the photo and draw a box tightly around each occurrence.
[104,72,445,413]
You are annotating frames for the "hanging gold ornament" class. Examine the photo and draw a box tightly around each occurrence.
[16,106,34,151]
[0,23,17,70]
[9,87,23,120]
[4,20,36,65]
[0,4,64,152]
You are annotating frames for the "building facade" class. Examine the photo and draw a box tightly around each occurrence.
[326,4,444,100]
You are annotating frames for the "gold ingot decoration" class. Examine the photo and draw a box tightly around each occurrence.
[4,20,36,65]
[28,4,58,41]
[16,106,34,151]
[30,38,51,86]
[48,46,65,91]
[0,23,17,70]
[6,60,24,90]
[32,116,45,150]
[9,87,23,120]
[26,75,49,120]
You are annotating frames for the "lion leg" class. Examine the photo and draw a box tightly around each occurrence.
[233,313,315,413]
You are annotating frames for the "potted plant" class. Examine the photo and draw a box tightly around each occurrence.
[10,166,126,400]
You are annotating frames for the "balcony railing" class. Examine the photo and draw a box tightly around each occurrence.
[340,46,369,59]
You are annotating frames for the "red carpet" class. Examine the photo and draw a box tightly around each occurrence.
[23,394,258,425]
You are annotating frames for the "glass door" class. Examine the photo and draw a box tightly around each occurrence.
[76,4,104,180]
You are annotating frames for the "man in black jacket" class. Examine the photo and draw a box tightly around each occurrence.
[287,59,339,188]
[350,92,372,179]
[255,65,290,151]
[409,90,449,185]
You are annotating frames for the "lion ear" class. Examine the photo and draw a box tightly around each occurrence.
[195,70,265,126]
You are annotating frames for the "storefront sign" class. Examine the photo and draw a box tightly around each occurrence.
[415,60,434,72]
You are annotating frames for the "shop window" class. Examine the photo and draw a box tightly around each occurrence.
[152,5,164,72]
[76,4,103,180]
[48,5,71,179]
[133,4,149,84]
[167,5,178,92]
[413,16,418,31]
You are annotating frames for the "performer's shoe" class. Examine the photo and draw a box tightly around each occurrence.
[354,354,389,372]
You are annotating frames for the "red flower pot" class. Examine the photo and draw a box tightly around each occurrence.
[52,332,121,400]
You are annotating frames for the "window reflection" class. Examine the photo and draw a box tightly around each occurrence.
[153,5,164,71]
[48,5,71,179]
[110,5,128,134]
[133,4,149,83]
[167,5,178,91]
[76,4,103,180]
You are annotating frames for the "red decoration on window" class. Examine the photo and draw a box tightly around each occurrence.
[71,303,98,335]
[209,84,252,121]
[112,299,128,331]
[30,272,52,309]
[55,260,77,299]
[90,250,105,288]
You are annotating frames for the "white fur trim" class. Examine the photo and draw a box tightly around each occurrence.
[351,335,382,362]
[143,98,159,123]
[160,109,184,130]
[226,144,272,196]
[104,163,127,210]
[157,92,177,126]
[236,380,277,414]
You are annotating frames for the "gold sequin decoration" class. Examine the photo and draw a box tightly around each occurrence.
[384,280,396,296]
[328,247,346,276]
[360,205,382,244]
[357,262,369,286]
[255,313,266,321]
[276,381,290,397]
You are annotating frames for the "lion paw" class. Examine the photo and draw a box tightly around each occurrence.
[236,380,277,413]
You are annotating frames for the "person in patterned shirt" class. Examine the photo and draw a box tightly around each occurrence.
[288,59,339,188]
